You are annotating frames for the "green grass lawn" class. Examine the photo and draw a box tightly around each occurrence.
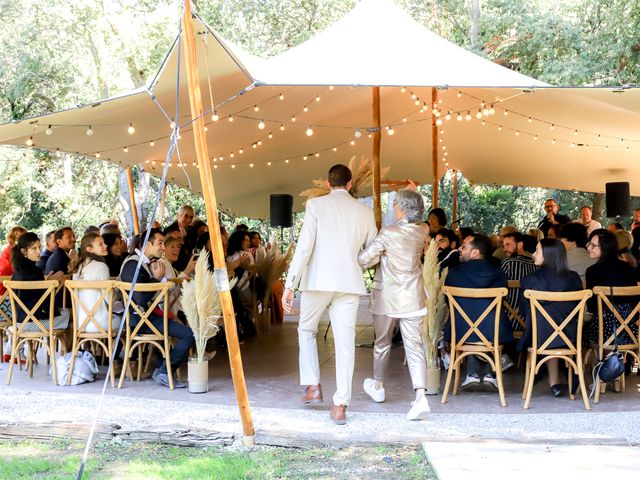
[0,439,437,479]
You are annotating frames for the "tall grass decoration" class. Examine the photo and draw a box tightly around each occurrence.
[422,239,447,368]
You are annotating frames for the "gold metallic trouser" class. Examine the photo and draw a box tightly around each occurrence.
[372,314,427,390]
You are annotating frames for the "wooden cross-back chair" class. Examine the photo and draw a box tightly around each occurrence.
[521,289,592,411]
[3,280,66,385]
[0,276,12,362]
[66,280,119,387]
[116,281,174,389]
[592,286,640,403]
[441,286,509,407]
[504,279,526,337]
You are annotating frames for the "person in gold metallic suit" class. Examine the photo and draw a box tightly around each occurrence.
[358,189,430,420]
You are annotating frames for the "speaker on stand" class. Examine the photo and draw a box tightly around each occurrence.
[605,182,630,225]
[270,194,293,250]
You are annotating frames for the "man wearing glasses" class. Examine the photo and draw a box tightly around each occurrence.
[537,198,570,237]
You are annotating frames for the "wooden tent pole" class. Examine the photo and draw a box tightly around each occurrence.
[182,1,255,445]
[452,169,458,226]
[431,87,439,208]
[159,184,167,224]
[125,167,140,235]
[372,87,382,229]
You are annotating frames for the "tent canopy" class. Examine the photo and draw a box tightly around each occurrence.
[1,0,639,218]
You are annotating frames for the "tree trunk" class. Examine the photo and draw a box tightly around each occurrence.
[470,0,481,51]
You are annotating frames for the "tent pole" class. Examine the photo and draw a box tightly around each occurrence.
[431,87,439,208]
[159,184,167,224]
[125,167,140,235]
[452,169,458,226]
[182,1,255,445]
[372,87,382,229]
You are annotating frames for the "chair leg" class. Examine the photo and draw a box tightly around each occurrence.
[118,338,131,389]
[453,359,461,396]
[108,338,115,388]
[568,363,575,401]
[164,337,174,390]
[441,351,455,404]
[577,360,591,411]
[50,336,58,385]
[6,337,18,385]
[522,354,530,400]
[494,351,507,407]
[28,340,35,378]
[523,354,537,409]
[137,344,143,381]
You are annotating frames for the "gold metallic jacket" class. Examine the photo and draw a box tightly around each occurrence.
[358,220,427,316]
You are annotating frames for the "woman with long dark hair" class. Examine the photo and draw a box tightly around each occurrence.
[584,229,638,347]
[518,238,583,397]
[70,233,121,333]
[101,233,127,277]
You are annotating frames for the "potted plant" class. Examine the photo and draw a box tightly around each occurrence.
[422,239,448,395]
[181,252,231,393]
[250,240,294,334]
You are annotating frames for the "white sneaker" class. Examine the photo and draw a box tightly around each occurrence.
[461,374,481,390]
[406,396,430,421]
[363,377,385,402]
[442,353,451,370]
[483,374,498,391]
[500,354,514,372]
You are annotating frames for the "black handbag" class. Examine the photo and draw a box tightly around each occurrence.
[590,286,625,398]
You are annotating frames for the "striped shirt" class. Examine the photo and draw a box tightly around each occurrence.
[501,255,539,330]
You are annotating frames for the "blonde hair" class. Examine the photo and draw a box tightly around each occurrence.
[6,226,27,246]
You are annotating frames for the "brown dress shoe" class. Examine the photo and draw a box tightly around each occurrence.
[330,404,347,425]
[303,384,323,404]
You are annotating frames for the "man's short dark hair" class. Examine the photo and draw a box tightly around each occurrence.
[54,227,73,241]
[428,208,447,227]
[235,223,249,232]
[502,231,523,244]
[436,228,459,248]
[459,227,474,241]
[328,164,352,187]
[468,234,493,259]
[137,228,163,249]
[45,230,56,242]
[521,234,538,254]
[559,223,588,248]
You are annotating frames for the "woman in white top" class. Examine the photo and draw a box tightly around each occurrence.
[70,233,121,333]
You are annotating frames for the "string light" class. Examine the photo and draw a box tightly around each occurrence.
[456,113,463,122]
[95,152,100,158]
[267,161,272,166]
[315,152,320,157]
[315,96,321,102]
[515,130,520,136]
[253,105,259,112]
[574,130,578,136]
[258,120,265,130]
[329,85,334,90]
[150,141,155,146]
[170,121,176,129]
[498,125,503,131]
[25,137,33,146]
[387,127,395,136]
[354,129,362,139]
[268,132,273,139]
[123,146,128,152]
[400,87,406,93]
[280,124,285,131]
[212,111,219,122]
[305,126,314,136]
[86,126,94,136]
[303,106,309,113]
[291,115,296,122]
[279,93,284,100]
[128,123,135,134]
[456,91,462,98]
[475,110,483,119]
[239,148,244,154]
[45,125,53,135]
[435,118,443,126]
[228,115,234,122]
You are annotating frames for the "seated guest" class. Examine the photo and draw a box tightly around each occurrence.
[575,206,602,235]
[501,232,539,331]
[248,231,262,257]
[528,229,544,242]
[358,190,430,420]
[607,222,624,232]
[70,233,121,334]
[0,226,27,286]
[120,229,194,388]
[83,226,100,235]
[559,223,595,282]
[45,227,76,275]
[493,226,518,261]
[234,223,249,233]
[458,227,474,243]
[162,235,196,278]
[10,232,68,328]
[435,228,460,272]
[100,223,121,236]
[584,229,638,348]
[226,230,255,312]
[165,205,195,271]
[517,239,583,397]
[427,208,447,235]
[102,233,127,277]
[36,230,56,271]
[444,234,512,389]
[614,230,637,268]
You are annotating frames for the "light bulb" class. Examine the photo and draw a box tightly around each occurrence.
[400,87,406,93]
[574,130,578,136]
[239,148,244,154]
[253,105,259,112]
[123,146,128,152]
[457,91,462,98]
[515,130,520,136]
[475,110,483,119]
[534,135,538,140]
[204,126,208,132]
[285,159,290,164]
[280,124,285,131]
[95,152,101,158]
[267,161,272,166]
[414,100,420,106]
[436,118,443,126]
[279,93,284,100]
[465,111,472,121]
[268,132,273,139]
[257,140,262,146]
[350,140,355,146]
[411,92,417,100]
[315,96,320,102]
[291,115,296,122]
[333,147,337,152]
[212,111,219,122]
[498,125,503,131]
[303,155,308,160]
[329,85,334,90]
[315,153,320,157]
[45,125,53,135]
[456,114,463,122]
[86,126,94,136]
[230,152,235,158]
[482,108,490,116]
[150,141,155,147]
[25,137,33,146]
[387,127,395,136]
[231,164,236,169]
[402,117,407,122]
[228,116,234,122]
[528,117,532,123]
[570,143,575,148]
[258,120,265,130]
[249,163,254,168]
[489,106,495,115]
[481,120,486,126]
[552,139,556,144]
[305,126,314,136]
[550,124,555,130]
[503,110,509,116]
[445,111,451,121]
[354,129,362,139]
[128,123,135,134]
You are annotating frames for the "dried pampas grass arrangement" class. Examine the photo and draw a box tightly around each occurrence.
[422,239,447,369]
[299,155,390,200]
[249,239,294,333]
[181,252,235,362]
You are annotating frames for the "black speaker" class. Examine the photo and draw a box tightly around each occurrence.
[605,182,630,218]
[270,194,293,228]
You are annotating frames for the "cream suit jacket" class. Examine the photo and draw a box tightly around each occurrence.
[285,189,377,295]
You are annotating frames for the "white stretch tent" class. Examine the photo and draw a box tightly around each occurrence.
[1,0,639,218]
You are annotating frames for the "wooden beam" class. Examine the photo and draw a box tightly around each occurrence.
[372,87,382,229]
[181,1,255,445]
[125,167,140,235]
[452,170,458,226]
[431,87,439,208]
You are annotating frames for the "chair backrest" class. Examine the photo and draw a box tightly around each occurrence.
[65,280,116,336]
[593,286,640,350]
[115,281,171,338]
[55,274,71,309]
[504,279,526,330]
[442,286,508,350]
[3,280,59,336]
[523,289,592,354]
[0,276,12,324]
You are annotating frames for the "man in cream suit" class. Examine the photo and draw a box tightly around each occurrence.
[282,164,377,425]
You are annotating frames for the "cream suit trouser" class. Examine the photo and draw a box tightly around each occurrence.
[298,290,360,406]
[372,314,427,390]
